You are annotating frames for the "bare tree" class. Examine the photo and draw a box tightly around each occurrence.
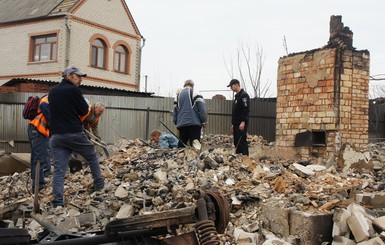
[224,42,271,98]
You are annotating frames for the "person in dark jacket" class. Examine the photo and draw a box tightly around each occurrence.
[173,80,207,148]
[228,79,250,155]
[49,66,104,208]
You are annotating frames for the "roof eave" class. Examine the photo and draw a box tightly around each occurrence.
[121,0,141,37]
[0,14,65,26]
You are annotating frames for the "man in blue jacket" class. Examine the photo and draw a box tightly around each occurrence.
[49,66,104,208]
[173,80,207,148]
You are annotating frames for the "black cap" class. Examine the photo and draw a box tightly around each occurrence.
[227,79,240,87]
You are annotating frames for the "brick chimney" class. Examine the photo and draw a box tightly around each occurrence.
[275,16,370,159]
[327,15,354,49]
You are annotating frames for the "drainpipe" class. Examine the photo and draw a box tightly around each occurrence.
[64,15,71,69]
[137,36,146,91]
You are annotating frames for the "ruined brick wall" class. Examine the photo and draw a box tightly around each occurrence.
[338,49,370,150]
[276,48,337,157]
[275,47,369,158]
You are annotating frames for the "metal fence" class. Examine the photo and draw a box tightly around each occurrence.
[0,93,276,153]
[369,100,385,143]
[2,92,385,153]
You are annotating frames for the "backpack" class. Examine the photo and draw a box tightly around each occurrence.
[22,96,40,120]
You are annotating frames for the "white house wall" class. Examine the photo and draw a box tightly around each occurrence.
[67,19,140,90]
[0,19,67,85]
[73,0,139,36]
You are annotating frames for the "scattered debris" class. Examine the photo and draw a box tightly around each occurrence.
[2,134,385,244]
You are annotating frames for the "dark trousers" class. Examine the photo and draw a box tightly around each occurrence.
[178,126,201,147]
[28,124,49,190]
[233,124,249,156]
[51,132,104,207]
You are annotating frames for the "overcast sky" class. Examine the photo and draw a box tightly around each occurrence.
[126,1,385,99]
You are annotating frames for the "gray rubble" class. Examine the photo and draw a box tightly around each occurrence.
[2,135,385,244]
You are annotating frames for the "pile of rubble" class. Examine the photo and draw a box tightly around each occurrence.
[2,135,385,244]
[332,203,385,245]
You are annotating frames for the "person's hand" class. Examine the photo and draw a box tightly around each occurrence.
[230,125,233,134]
[239,122,245,132]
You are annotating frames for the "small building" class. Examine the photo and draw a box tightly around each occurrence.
[0,0,143,91]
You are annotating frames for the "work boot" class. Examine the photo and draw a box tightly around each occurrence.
[89,182,109,195]
[192,139,201,151]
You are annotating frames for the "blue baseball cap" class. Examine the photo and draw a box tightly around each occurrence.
[63,66,87,77]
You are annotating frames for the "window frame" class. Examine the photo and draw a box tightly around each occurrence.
[28,30,59,64]
[89,34,110,70]
[112,41,131,75]
[91,39,106,69]
[114,45,128,74]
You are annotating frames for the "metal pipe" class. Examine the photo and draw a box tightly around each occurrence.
[196,198,208,221]
[137,36,146,90]
[64,15,71,69]
[145,75,148,93]
[145,107,150,140]
[159,121,187,147]
[33,161,40,212]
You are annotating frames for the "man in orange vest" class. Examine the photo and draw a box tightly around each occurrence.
[28,95,50,192]
[83,102,105,140]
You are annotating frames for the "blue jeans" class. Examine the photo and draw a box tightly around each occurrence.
[28,124,49,190]
[44,138,52,174]
[51,132,104,207]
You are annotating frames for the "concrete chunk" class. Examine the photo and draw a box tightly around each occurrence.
[116,204,135,219]
[57,217,80,230]
[333,208,352,237]
[290,163,315,176]
[357,237,385,245]
[262,234,292,245]
[347,213,370,242]
[372,216,385,231]
[77,212,96,226]
[306,164,327,172]
[260,203,290,237]
[332,236,356,245]
[290,210,333,244]
[371,194,385,208]
[234,228,259,245]
[153,170,168,183]
[115,185,129,199]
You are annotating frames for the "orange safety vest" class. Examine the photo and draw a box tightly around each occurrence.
[85,117,99,129]
[80,105,92,122]
[29,96,50,137]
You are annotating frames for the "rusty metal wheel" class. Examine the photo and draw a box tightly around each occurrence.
[205,191,230,234]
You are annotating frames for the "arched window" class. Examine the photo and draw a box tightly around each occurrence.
[114,45,128,73]
[91,39,106,69]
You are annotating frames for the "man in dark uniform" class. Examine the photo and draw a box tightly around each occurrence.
[227,79,250,155]
[49,66,105,208]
